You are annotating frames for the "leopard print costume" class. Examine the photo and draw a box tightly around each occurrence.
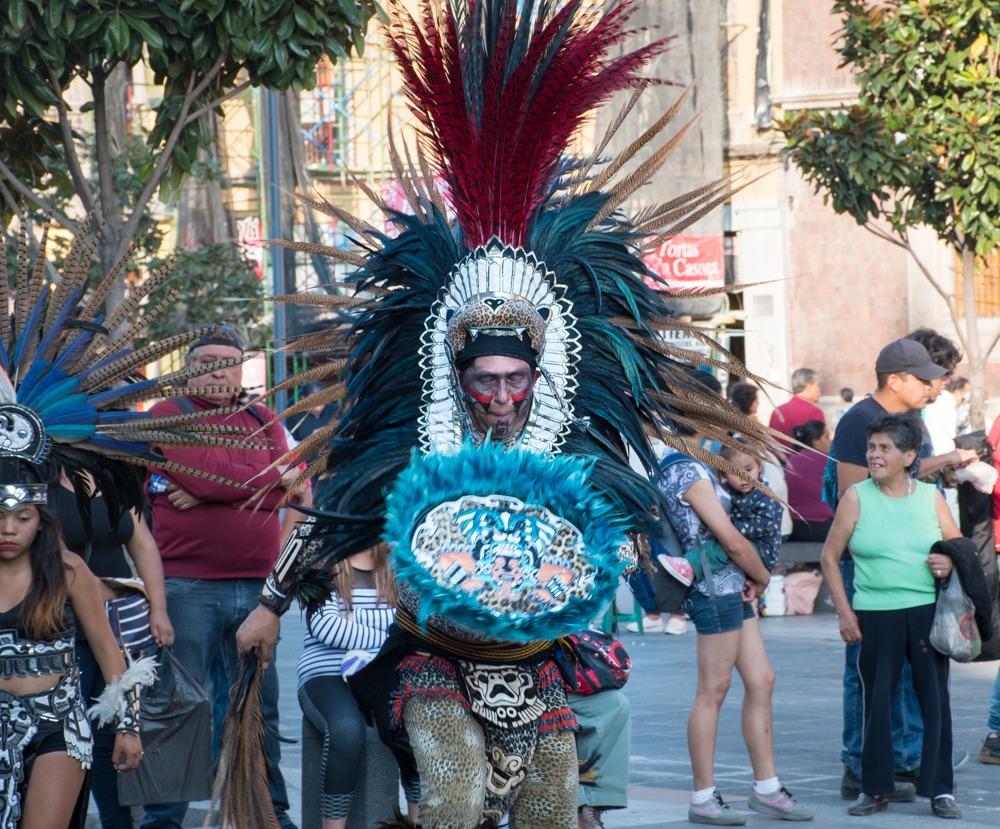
[406,695,577,829]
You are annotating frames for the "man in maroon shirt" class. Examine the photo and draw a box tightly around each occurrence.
[141,327,298,829]
[769,367,826,443]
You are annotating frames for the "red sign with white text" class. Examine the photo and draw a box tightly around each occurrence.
[643,235,724,290]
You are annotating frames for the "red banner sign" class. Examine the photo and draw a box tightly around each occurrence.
[643,235,724,290]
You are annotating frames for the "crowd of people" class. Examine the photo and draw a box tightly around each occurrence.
[618,330,1000,825]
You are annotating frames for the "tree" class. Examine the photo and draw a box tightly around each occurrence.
[0,0,380,302]
[777,0,1000,427]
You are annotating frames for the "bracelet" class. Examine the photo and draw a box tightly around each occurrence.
[88,654,157,733]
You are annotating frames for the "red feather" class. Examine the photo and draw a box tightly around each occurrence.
[384,0,670,247]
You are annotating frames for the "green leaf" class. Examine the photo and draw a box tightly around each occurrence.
[123,15,164,50]
[337,0,364,27]
[293,5,318,34]
[110,14,130,54]
[7,0,27,33]
[74,12,105,39]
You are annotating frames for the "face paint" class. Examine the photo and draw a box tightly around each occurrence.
[511,388,530,413]
[463,383,494,412]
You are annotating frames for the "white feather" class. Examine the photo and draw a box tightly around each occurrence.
[87,654,158,727]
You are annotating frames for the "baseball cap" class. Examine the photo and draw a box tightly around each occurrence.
[187,324,245,355]
[875,339,948,382]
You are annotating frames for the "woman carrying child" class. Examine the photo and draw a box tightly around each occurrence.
[658,372,812,826]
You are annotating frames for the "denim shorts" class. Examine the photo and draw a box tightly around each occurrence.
[683,590,755,635]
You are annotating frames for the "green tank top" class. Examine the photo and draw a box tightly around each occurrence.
[849,478,941,611]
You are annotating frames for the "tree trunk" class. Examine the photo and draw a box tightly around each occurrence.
[93,64,131,314]
[961,246,986,431]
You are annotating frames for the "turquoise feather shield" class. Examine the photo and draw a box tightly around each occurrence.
[384,441,629,642]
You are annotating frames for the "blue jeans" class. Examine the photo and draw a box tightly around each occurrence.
[77,639,135,828]
[140,578,295,829]
[988,667,1000,732]
[841,559,923,775]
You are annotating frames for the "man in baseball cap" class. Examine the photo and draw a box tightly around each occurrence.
[875,338,949,384]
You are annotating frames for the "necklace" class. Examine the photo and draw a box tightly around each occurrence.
[873,476,912,498]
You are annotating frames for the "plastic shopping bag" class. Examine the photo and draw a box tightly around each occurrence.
[117,647,213,805]
[930,573,982,663]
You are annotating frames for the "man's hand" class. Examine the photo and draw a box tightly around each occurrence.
[150,606,175,647]
[167,485,203,511]
[277,463,305,492]
[237,604,281,670]
[950,448,979,468]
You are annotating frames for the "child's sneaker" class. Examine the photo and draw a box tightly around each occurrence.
[748,786,813,821]
[657,554,694,586]
[688,790,746,826]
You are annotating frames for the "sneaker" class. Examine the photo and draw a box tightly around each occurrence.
[658,554,695,586]
[688,790,746,826]
[979,731,1000,765]
[747,786,814,821]
[578,805,606,829]
[952,750,969,771]
[664,614,689,635]
[625,615,665,633]
[930,795,962,820]
[847,793,888,816]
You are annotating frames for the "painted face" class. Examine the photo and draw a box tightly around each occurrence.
[866,432,917,482]
[0,505,40,560]
[186,344,244,405]
[460,355,538,440]
[723,451,760,494]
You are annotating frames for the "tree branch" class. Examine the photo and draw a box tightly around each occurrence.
[48,69,97,216]
[0,159,80,233]
[985,329,1000,361]
[114,55,228,262]
[865,222,969,355]
[183,79,252,127]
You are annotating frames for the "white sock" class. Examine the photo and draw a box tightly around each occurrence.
[691,787,716,805]
[753,776,781,795]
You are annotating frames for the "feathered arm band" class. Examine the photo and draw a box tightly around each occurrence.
[87,655,158,734]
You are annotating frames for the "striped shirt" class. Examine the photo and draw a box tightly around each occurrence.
[297,568,395,688]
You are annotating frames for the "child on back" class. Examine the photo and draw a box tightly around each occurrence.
[658,443,783,586]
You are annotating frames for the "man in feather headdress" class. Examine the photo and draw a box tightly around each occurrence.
[231,2,776,827]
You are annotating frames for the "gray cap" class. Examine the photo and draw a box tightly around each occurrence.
[875,339,948,382]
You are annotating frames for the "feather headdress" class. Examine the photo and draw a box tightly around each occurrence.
[0,220,262,524]
[261,0,777,609]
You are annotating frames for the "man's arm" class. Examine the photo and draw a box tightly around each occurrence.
[836,461,869,504]
[237,516,318,668]
[917,448,978,481]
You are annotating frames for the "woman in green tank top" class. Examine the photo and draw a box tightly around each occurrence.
[820,413,962,820]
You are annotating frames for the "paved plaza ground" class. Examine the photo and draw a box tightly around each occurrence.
[93,607,1000,828]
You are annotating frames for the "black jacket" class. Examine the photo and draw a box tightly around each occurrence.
[932,538,996,643]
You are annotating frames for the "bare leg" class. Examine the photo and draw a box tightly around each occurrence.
[734,617,777,781]
[688,629,741,790]
[20,752,86,829]
[406,696,489,829]
[509,730,578,829]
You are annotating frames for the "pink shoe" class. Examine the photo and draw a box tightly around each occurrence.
[657,554,694,586]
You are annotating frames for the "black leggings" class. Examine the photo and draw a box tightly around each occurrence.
[299,675,369,820]
[857,603,952,798]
